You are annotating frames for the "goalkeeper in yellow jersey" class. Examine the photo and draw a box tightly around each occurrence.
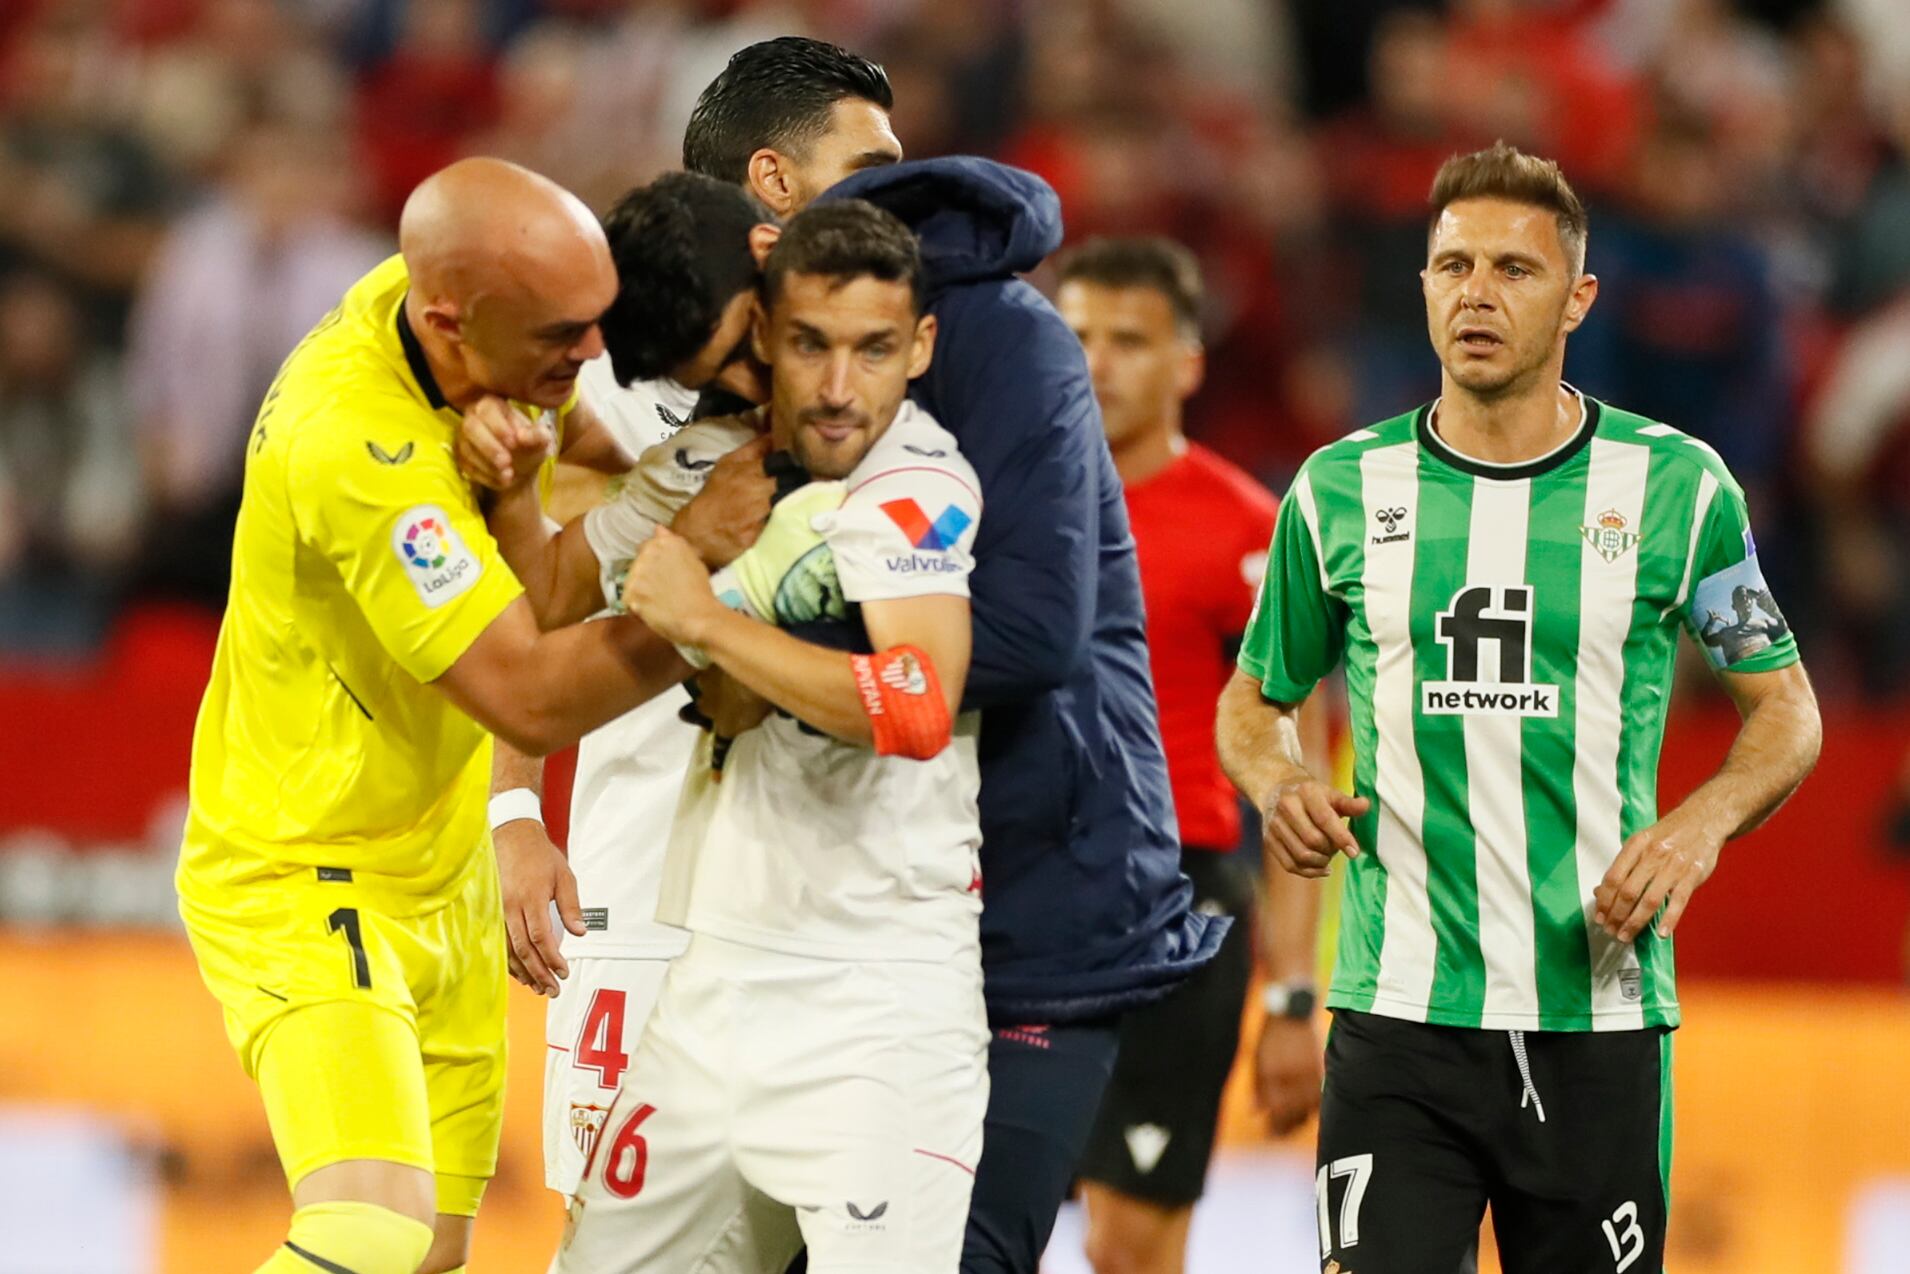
[177,158,704,1274]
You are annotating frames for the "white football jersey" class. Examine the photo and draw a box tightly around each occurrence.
[656,401,987,965]
[563,358,753,958]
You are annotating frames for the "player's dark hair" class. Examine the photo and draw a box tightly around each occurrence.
[763,199,924,316]
[1055,236,1204,338]
[598,172,768,386]
[1428,140,1589,274]
[683,37,894,185]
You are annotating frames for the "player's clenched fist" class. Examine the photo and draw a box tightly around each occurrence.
[623,526,720,645]
[456,393,554,490]
[673,431,776,567]
[1258,777,1369,878]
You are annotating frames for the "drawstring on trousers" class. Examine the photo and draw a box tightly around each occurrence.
[1509,1030,1547,1123]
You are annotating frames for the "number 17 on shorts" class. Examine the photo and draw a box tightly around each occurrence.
[1316,1153,1373,1265]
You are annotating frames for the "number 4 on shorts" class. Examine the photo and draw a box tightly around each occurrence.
[574,988,631,1088]
[1315,1153,1374,1259]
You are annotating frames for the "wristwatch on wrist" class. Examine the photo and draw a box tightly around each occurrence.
[1262,982,1318,1020]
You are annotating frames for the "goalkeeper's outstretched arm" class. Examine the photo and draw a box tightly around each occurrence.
[623,526,970,758]
[434,598,691,756]
[485,481,607,630]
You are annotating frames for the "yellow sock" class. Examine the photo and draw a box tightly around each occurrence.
[253,1200,435,1274]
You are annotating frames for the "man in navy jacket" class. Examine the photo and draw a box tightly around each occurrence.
[683,38,1228,1272]
[672,39,1225,1270]
[827,158,1222,1018]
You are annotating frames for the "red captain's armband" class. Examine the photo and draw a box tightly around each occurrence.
[850,646,952,760]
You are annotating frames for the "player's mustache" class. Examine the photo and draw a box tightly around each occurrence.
[800,406,869,431]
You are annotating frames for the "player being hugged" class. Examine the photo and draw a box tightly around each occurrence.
[452,173,782,1209]
[554,199,988,1274]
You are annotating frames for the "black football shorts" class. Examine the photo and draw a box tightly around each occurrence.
[1076,848,1256,1206]
[1316,1009,1671,1274]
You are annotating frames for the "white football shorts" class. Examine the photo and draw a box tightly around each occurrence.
[542,957,672,1196]
[553,932,989,1274]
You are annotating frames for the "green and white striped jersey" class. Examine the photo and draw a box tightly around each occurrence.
[1239,393,1798,1032]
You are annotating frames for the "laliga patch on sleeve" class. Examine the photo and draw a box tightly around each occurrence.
[391,504,482,608]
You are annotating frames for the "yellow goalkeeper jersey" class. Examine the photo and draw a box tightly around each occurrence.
[180,255,558,913]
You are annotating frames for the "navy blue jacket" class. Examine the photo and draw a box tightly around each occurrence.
[822,158,1227,1023]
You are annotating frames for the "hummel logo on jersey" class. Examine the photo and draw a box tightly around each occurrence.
[882,498,972,551]
[903,443,948,458]
[656,403,689,432]
[1372,505,1411,545]
[366,440,413,465]
[1424,584,1560,717]
[675,447,715,472]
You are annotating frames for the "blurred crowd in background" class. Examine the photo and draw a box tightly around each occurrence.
[2,0,1907,704]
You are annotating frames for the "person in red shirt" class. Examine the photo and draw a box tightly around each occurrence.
[1058,237,1325,1274]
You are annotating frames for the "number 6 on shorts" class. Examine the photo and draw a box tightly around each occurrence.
[588,1101,656,1200]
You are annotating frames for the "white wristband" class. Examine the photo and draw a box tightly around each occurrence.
[488,788,544,831]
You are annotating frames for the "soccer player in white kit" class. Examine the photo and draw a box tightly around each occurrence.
[561,199,987,1273]
[462,174,783,1199]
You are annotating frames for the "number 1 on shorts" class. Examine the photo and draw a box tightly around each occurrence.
[326,907,371,989]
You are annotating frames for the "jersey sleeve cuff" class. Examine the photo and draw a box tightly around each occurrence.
[408,566,524,683]
[1237,651,1315,705]
[1254,674,1317,705]
[839,577,972,604]
[1714,641,1801,677]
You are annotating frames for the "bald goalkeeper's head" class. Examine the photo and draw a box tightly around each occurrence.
[400,158,617,410]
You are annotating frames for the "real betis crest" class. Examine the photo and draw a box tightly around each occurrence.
[1581,508,1641,563]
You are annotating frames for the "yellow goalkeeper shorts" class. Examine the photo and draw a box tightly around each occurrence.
[181,842,506,1214]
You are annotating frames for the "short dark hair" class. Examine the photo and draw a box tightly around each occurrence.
[1055,236,1204,337]
[763,199,923,315]
[683,37,893,185]
[1428,140,1589,274]
[598,172,767,386]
